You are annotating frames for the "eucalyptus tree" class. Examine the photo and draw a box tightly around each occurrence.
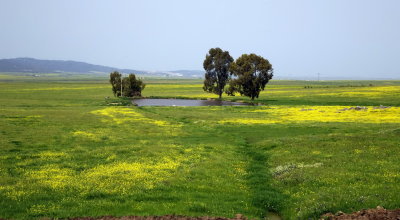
[110,72,145,97]
[109,71,122,97]
[123,73,146,97]
[203,48,234,99]
[227,53,273,100]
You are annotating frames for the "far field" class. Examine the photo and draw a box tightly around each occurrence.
[0,74,399,219]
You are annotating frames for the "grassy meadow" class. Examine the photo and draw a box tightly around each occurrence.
[0,74,400,219]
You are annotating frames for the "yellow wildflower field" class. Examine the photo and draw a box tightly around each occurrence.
[91,107,172,126]
[21,85,110,91]
[1,79,400,219]
[220,105,400,124]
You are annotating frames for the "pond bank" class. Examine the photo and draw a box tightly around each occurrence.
[132,98,253,106]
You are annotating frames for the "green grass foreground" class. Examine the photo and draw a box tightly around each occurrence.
[0,74,400,219]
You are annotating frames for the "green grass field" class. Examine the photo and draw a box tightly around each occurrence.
[1,74,399,219]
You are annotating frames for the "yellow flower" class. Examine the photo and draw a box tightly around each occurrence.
[220,106,400,124]
[91,107,171,126]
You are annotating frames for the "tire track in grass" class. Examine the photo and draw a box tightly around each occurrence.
[127,106,284,218]
[238,137,284,219]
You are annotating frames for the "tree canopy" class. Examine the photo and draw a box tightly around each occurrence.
[109,72,145,97]
[203,48,234,99]
[227,53,273,100]
[122,74,145,97]
[109,71,122,97]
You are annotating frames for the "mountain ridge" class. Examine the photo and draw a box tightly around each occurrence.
[0,58,203,78]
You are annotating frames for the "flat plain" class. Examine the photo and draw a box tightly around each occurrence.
[0,74,399,219]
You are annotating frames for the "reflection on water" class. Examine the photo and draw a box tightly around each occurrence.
[133,98,251,106]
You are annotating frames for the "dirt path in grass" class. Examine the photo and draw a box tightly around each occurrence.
[235,137,284,219]
[61,209,400,220]
[321,207,400,219]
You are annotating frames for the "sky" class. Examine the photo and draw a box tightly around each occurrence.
[1,0,399,79]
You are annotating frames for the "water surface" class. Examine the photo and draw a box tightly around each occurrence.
[133,98,251,106]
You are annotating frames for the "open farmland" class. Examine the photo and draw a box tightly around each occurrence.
[0,75,400,219]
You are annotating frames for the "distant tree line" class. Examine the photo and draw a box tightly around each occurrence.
[203,48,273,100]
[109,71,145,97]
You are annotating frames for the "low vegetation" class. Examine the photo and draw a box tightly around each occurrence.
[0,75,399,219]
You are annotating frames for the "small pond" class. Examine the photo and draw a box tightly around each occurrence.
[132,98,252,106]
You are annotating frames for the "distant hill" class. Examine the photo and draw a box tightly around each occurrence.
[0,57,204,78]
[0,57,145,74]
